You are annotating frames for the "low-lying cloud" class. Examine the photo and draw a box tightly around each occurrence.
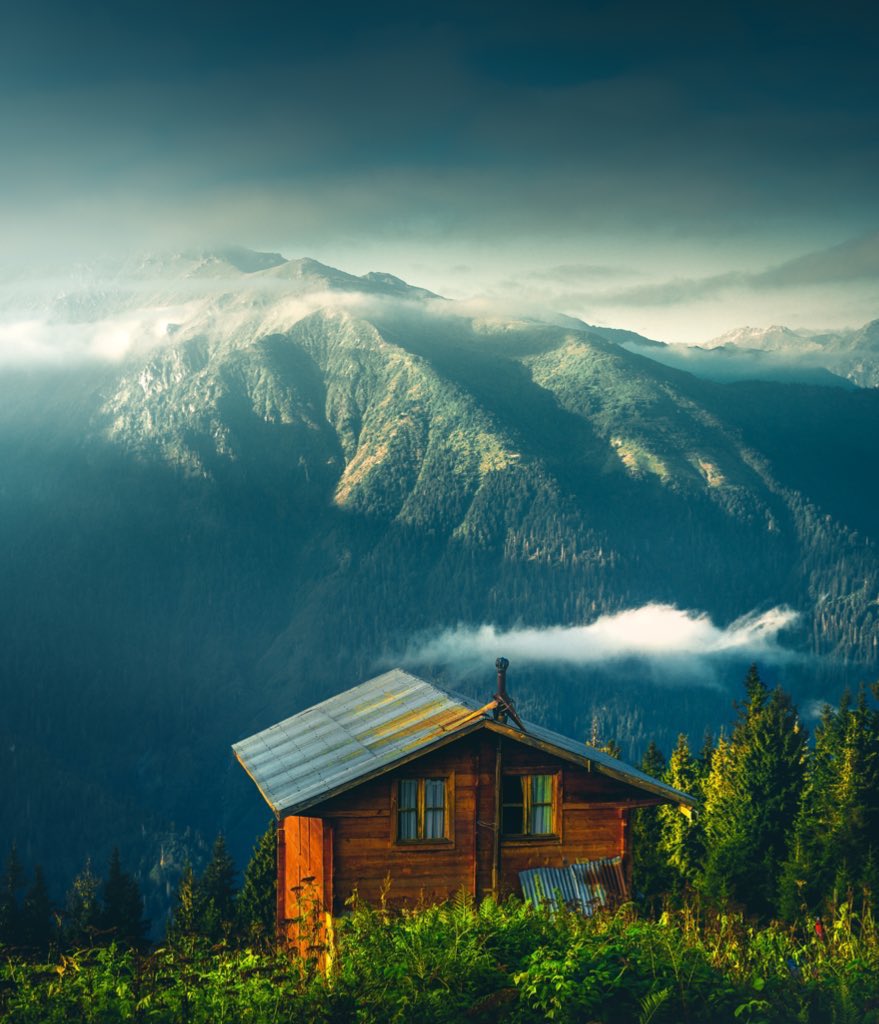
[397,604,800,685]
[0,259,435,366]
[0,310,188,365]
[603,232,879,309]
[618,338,859,388]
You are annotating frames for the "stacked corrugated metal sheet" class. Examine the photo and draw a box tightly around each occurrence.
[519,857,626,916]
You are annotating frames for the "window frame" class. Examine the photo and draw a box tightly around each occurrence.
[500,770,561,841]
[392,773,455,846]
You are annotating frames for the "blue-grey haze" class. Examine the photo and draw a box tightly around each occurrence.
[1,0,877,340]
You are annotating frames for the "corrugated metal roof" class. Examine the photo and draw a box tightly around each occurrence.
[233,670,487,815]
[232,668,695,815]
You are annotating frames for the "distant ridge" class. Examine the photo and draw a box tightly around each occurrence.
[614,317,879,388]
[211,246,288,273]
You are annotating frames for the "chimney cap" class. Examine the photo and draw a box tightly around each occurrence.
[492,655,524,730]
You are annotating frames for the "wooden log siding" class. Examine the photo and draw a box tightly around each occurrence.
[280,732,662,915]
[481,733,500,897]
[310,740,480,913]
[493,737,659,895]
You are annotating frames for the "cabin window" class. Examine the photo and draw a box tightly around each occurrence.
[396,777,448,841]
[502,774,556,836]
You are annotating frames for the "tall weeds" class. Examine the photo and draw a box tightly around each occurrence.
[1,898,877,1023]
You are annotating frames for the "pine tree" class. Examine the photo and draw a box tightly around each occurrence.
[64,858,101,949]
[698,729,715,774]
[698,732,740,906]
[700,665,807,919]
[0,843,25,949]
[658,733,705,899]
[99,848,149,949]
[236,821,277,946]
[167,861,198,945]
[631,742,671,912]
[198,834,237,943]
[589,714,622,759]
[780,683,879,919]
[20,866,53,958]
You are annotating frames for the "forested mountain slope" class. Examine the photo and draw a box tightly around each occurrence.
[1,250,876,914]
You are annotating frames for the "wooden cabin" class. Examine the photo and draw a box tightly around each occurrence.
[233,661,695,936]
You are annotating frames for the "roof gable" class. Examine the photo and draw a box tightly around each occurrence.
[232,669,695,815]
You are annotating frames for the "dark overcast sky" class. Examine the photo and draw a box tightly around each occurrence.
[2,0,877,339]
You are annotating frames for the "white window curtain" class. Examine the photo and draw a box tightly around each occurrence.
[423,778,446,839]
[398,779,418,840]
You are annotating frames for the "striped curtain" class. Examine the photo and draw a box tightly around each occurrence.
[530,774,553,834]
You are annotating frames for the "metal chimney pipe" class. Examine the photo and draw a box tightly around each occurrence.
[495,657,510,700]
[494,657,510,722]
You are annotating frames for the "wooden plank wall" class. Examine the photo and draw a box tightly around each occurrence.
[278,815,331,954]
[295,731,663,913]
[312,741,481,914]
[496,739,634,895]
[475,732,499,897]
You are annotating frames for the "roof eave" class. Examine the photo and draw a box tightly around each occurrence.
[483,720,697,808]
[232,747,282,817]
[233,703,697,817]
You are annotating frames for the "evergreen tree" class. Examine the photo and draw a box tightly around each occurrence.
[20,866,53,958]
[780,683,879,920]
[698,732,741,906]
[99,848,149,949]
[167,861,198,945]
[237,821,277,946]
[698,729,715,774]
[631,742,671,912]
[0,843,25,949]
[658,733,705,899]
[198,834,237,943]
[700,665,807,919]
[64,858,101,949]
[589,714,622,759]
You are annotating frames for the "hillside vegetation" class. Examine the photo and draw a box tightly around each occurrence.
[3,899,878,1024]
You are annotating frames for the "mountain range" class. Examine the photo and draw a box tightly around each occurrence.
[1,248,877,921]
[618,319,879,388]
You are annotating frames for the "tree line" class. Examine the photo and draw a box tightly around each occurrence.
[0,825,276,958]
[632,665,879,923]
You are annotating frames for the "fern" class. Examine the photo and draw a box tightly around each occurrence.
[639,985,671,1023]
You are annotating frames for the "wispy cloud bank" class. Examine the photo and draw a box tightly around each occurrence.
[0,257,437,365]
[0,309,190,365]
[396,604,800,685]
[603,232,879,309]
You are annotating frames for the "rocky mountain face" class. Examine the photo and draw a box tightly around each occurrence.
[1,249,877,915]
